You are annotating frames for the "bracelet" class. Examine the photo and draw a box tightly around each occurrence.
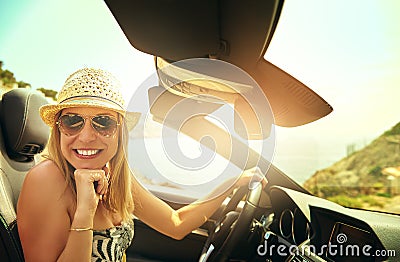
[69,227,93,232]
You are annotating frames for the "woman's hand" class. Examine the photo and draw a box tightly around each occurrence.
[74,169,109,216]
[202,166,267,201]
[235,166,268,189]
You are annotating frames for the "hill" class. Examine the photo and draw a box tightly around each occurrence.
[303,122,400,213]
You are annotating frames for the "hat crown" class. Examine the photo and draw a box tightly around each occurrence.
[57,68,125,109]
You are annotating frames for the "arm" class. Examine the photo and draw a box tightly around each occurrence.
[17,160,108,261]
[133,167,266,240]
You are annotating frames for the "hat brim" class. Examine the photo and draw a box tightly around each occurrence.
[40,99,140,131]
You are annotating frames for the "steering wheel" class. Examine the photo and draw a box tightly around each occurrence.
[198,180,264,262]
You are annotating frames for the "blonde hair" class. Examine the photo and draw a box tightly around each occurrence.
[46,113,133,222]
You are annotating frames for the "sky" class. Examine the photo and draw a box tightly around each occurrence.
[0,0,154,96]
[265,0,400,181]
[1,0,400,183]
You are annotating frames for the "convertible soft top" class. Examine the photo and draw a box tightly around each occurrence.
[105,0,333,128]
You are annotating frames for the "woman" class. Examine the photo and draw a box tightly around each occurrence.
[17,67,265,261]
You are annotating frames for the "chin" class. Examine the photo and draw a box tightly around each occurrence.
[70,160,105,170]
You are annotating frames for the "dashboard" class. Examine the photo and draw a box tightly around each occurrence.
[263,186,400,262]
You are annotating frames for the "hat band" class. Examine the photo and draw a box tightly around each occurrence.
[59,96,125,110]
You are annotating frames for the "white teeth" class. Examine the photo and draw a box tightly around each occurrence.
[76,149,99,156]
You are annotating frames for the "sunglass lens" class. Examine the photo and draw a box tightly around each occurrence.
[60,114,84,135]
[92,115,118,136]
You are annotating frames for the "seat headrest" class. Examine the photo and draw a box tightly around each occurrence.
[0,89,50,162]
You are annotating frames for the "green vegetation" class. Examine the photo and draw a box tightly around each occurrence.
[304,121,400,214]
[327,194,386,209]
[384,122,400,136]
[17,80,30,88]
[327,194,387,210]
[376,192,391,198]
[327,195,363,208]
[0,61,19,86]
[1,60,57,100]
[369,165,382,177]
[37,87,57,100]
[358,194,385,208]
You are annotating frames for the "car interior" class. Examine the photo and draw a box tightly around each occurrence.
[107,0,400,261]
[0,88,49,262]
[1,0,399,261]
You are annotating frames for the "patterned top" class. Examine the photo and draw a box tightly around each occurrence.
[92,220,134,262]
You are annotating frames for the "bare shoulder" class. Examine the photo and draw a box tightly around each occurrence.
[27,159,64,180]
[25,159,68,188]
[17,159,73,260]
[18,159,72,212]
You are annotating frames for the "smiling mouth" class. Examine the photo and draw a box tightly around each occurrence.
[75,149,101,156]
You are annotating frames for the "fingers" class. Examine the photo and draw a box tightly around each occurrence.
[246,167,268,190]
[99,163,111,200]
[95,173,109,197]
[102,163,110,181]
[74,169,109,198]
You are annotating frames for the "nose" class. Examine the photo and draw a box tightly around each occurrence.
[77,119,97,142]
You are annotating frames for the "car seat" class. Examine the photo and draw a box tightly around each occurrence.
[0,88,50,262]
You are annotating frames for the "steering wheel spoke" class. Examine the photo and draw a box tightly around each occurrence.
[199,181,266,262]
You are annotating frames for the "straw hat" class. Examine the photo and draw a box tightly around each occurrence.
[39,68,140,130]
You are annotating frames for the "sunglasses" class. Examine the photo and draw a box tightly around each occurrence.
[57,113,119,137]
